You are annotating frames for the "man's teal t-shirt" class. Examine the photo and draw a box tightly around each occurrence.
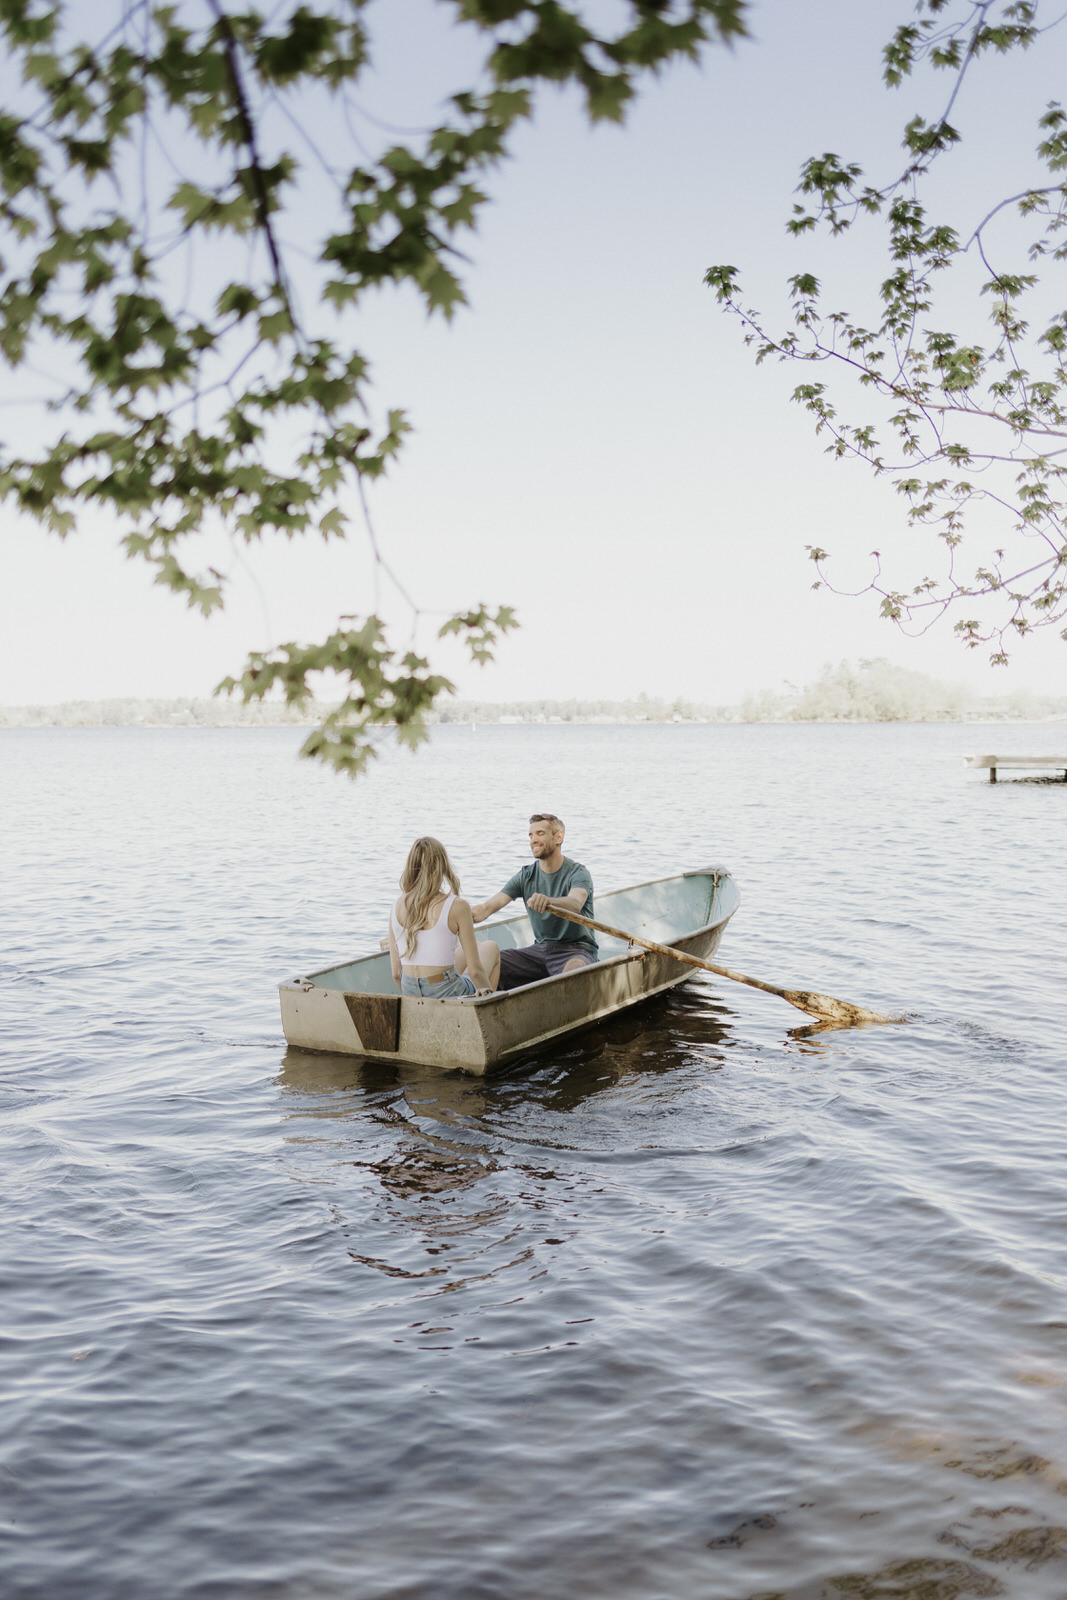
[501,859,597,950]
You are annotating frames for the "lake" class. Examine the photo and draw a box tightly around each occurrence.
[3,721,1066,1599]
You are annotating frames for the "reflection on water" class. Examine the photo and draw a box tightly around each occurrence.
[3,723,1067,1599]
[278,990,741,1309]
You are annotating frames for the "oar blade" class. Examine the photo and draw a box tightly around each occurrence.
[783,988,896,1027]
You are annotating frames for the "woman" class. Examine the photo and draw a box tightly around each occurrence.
[387,837,499,999]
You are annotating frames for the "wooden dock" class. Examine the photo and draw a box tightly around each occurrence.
[964,754,1067,783]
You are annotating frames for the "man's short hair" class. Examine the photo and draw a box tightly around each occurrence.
[529,812,564,831]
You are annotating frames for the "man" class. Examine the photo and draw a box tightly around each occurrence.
[470,813,597,991]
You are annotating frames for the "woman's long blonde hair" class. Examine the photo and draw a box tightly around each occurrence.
[397,837,461,958]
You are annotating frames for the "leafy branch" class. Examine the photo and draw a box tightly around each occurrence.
[0,0,747,772]
[706,0,1067,662]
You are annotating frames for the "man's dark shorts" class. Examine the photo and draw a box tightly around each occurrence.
[499,941,598,991]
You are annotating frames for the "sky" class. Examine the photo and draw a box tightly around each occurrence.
[3,0,1067,708]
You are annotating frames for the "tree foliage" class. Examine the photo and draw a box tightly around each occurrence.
[0,0,746,772]
[707,0,1067,664]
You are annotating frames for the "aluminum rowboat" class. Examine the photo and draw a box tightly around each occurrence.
[278,867,739,1074]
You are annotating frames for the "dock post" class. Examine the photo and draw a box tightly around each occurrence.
[990,766,997,783]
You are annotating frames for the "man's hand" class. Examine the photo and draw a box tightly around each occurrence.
[528,891,587,917]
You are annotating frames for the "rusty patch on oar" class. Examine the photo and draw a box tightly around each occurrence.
[343,993,400,1052]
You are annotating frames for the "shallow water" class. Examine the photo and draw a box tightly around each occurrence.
[3,721,1066,1599]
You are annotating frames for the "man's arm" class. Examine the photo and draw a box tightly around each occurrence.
[470,891,512,924]
[527,886,589,916]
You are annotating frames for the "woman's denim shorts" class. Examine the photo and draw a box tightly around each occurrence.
[400,967,477,999]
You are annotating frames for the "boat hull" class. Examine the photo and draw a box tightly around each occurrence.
[278,868,738,1074]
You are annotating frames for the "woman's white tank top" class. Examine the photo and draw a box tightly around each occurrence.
[391,893,458,967]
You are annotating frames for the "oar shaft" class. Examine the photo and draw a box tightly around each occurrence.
[551,906,893,1027]
[553,907,787,1000]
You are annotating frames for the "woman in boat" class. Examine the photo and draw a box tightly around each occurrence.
[387,837,499,998]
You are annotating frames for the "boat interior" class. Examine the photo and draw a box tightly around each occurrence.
[301,869,736,997]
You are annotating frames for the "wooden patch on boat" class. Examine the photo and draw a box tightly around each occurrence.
[343,993,400,1053]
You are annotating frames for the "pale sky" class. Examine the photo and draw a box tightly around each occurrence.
[3,0,1066,707]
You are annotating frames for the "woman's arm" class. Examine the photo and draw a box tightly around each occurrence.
[450,898,492,991]
[386,922,403,988]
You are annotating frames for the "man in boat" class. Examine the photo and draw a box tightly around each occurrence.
[464,813,597,991]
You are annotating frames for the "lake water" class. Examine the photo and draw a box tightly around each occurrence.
[3,721,1066,1600]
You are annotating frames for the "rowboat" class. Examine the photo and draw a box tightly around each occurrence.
[278,867,740,1074]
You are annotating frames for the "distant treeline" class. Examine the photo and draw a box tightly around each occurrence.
[436,694,725,724]
[736,658,1067,724]
[0,696,322,728]
[3,660,1065,728]
[442,659,1067,723]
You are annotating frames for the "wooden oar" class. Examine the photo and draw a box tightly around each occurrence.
[552,907,895,1027]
